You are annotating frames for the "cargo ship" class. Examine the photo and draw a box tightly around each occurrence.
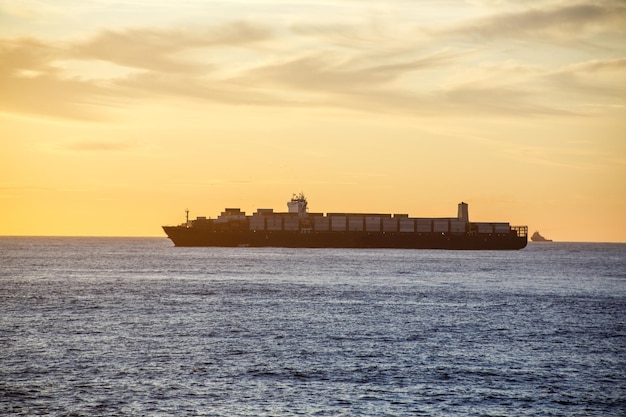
[163,193,527,250]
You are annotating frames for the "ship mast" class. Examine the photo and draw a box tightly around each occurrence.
[185,208,189,227]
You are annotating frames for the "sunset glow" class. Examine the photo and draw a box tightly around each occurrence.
[1,0,625,242]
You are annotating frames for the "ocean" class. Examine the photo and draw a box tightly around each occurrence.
[1,237,625,416]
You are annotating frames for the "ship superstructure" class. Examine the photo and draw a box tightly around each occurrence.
[163,193,528,250]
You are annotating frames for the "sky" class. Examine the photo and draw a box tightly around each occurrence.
[1,0,625,242]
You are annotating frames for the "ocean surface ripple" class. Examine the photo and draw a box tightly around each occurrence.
[1,237,625,416]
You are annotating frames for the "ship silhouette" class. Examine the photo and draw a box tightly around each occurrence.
[163,194,528,250]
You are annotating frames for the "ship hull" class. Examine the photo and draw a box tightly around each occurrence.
[162,227,527,250]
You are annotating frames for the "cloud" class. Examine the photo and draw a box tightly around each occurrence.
[72,22,273,74]
[561,56,626,73]
[443,85,575,116]
[243,48,466,92]
[437,56,626,116]
[0,38,119,120]
[443,3,626,42]
[0,0,62,20]
[62,139,134,152]
[0,37,65,75]
[112,71,290,106]
[0,23,274,119]
[0,184,49,197]
[543,57,626,100]
[0,6,624,122]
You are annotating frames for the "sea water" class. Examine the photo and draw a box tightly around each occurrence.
[1,237,625,416]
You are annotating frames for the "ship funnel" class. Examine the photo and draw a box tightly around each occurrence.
[458,202,469,223]
[287,193,308,217]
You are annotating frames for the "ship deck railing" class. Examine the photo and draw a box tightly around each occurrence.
[512,226,528,238]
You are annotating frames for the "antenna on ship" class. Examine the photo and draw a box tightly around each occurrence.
[185,208,190,228]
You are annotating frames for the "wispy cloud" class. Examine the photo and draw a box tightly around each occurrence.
[544,57,626,101]
[73,22,273,74]
[244,48,466,90]
[0,2,624,121]
[561,56,626,73]
[61,139,135,152]
[0,40,112,119]
[442,3,626,42]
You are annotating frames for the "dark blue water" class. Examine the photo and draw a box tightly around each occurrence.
[1,237,625,416]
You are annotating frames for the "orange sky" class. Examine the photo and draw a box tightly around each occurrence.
[1,0,625,242]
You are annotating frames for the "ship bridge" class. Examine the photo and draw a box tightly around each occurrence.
[287,193,308,217]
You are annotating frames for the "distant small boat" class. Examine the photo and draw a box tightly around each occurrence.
[531,231,552,242]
